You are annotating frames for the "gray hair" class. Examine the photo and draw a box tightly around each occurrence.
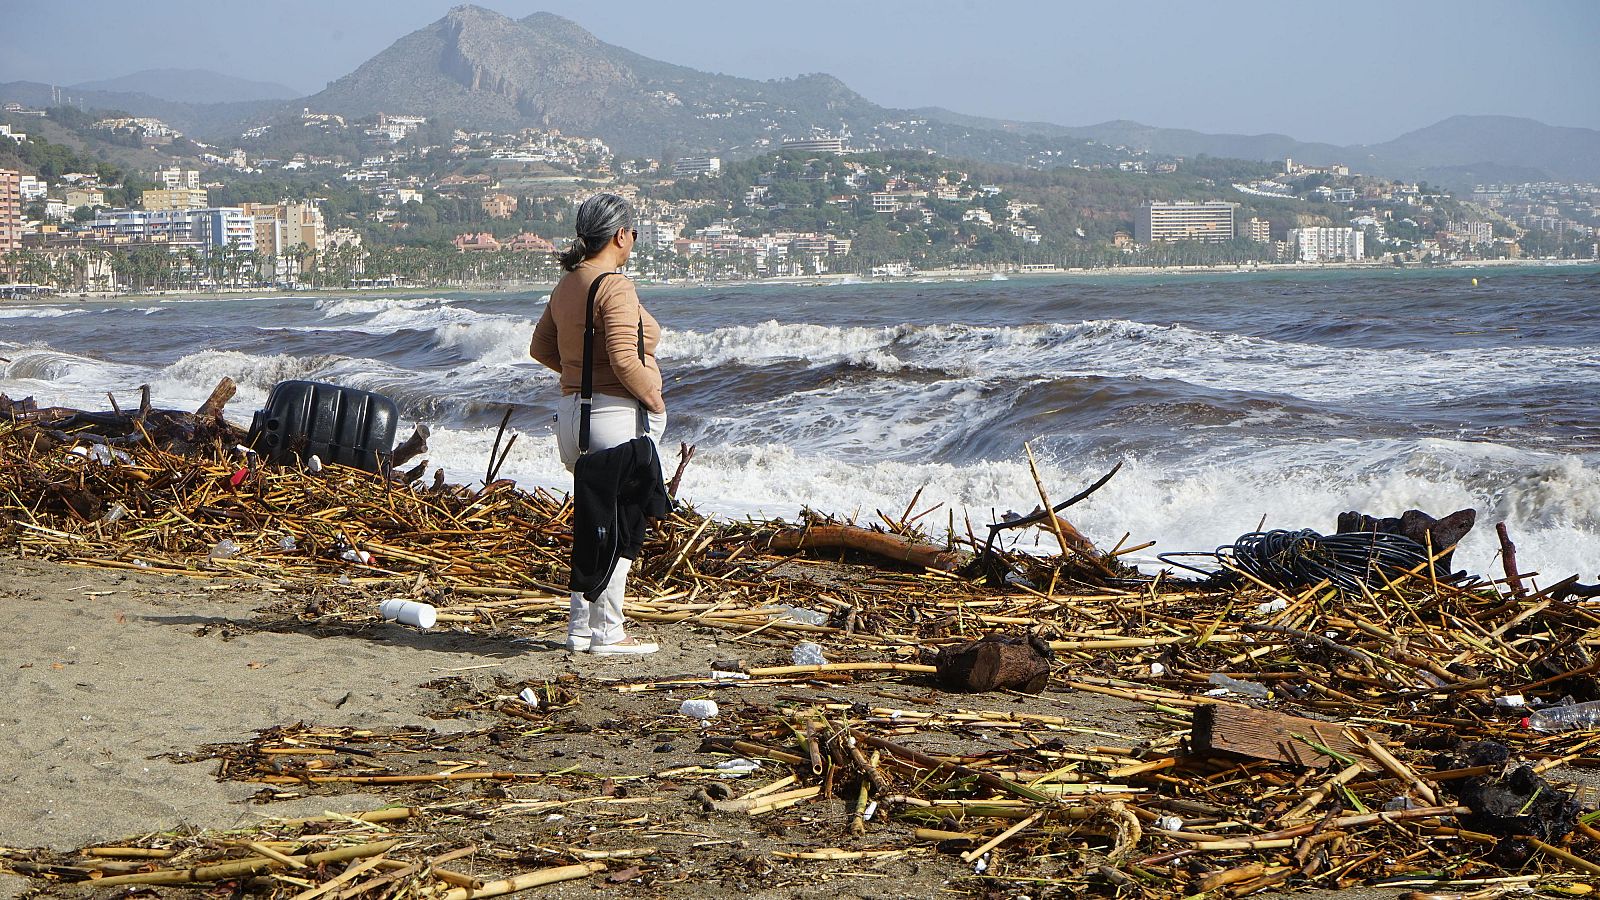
[558,193,634,271]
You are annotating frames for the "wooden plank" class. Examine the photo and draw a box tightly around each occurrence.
[1191,704,1377,771]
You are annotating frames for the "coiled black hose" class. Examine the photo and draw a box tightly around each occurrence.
[1159,528,1438,594]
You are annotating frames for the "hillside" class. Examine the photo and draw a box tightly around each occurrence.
[72,68,302,105]
[300,6,1120,165]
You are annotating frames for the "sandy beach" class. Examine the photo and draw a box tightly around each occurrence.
[0,553,1149,898]
[3,548,1597,899]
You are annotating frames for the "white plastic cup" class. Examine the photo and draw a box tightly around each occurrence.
[379,598,437,629]
[679,698,719,719]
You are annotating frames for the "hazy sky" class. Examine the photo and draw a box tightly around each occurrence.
[4,0,1597,145]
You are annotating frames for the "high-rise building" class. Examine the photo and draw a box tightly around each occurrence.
[1451,221,1494,244]
[242,201,326,254]
[1246,217,1272,243]
[0,169,21,271]
[1286,227,1364,262]
[1136,201,1237,243]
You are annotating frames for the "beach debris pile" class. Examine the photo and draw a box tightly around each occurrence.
[3,388,1600,896]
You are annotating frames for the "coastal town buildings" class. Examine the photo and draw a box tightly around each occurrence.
[0,169,21,273]
[1137,201,1238,243]
[1246,217,1272,242]
[1287,226,1364,262]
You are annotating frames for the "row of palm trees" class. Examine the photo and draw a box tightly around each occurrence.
[3,241,564,294]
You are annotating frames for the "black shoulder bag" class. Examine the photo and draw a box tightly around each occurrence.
[577,272,646,455]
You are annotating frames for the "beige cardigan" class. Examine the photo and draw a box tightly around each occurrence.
[529,262,664,413]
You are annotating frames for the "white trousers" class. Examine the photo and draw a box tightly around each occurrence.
[556,392,665,645]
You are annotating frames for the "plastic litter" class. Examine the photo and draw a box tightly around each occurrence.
[102,502,127,523]
[278,535,297,551]
[714,757,759,774]
[710,670,750,680]
[1154,816,1184,832]
[1149,662,1166,677]
[208,539,241,560]
[341,548,373,565]
[1383,796,1420,811]
[1493,694,1526,709]
[679,698,719,720]
[792,642,827,666]
[780,606,828,626]
[1256,598,1288,614]
[379,598,437,629]
[1527,699,1600,733]
[1207,673,1271,699]
[517,687,540,707]
[306,454,324,474]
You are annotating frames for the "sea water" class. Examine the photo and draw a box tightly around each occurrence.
[3,265,1598,582]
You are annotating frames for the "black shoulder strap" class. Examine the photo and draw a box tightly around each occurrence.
[578,271,616,455]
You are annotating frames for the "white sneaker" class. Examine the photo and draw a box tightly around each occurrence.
[564,635,591,652]
[589,637,659,656]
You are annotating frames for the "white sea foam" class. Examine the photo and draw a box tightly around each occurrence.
[661,321,909,367]
[408,412,1600,588]
[315,296,453,319]
[0,307,86,320]
[659,318,1599,406]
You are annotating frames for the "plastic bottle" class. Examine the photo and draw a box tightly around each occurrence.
[1527,700,1600,733]
[102,503,128,523]
[792,642,827,666]
[679,698,719,719]
[1207,673,1271,699]
[379,599,437,629]
[781,606,829,626]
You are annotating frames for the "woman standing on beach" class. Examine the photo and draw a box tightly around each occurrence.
[530,193,666,656]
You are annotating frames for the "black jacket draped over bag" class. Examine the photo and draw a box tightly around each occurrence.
[569,436,670,601]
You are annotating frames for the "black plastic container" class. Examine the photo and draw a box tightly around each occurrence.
[247,380,398,473]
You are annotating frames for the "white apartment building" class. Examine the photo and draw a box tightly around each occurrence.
[636,219,681,252]
[91,207,255,252]
[1137,201,1237,243]
[157,167,201,190]
[1286,226,1364,262]
[1451,221,1494,244]
[781,136,845,154]
[671,157,722,177]
[18,175,47,203]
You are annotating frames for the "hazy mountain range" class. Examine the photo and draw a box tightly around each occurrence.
[73,68,300,105]
[4,6,1597,185]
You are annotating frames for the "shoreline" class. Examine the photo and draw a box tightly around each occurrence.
[6,258,1595,306]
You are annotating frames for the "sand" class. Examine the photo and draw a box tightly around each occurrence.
[2,553,1591,899]
[0,553,1159,897]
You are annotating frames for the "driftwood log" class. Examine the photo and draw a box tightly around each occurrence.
[392,424,431,468]
[932,633,1054,693]
[768,524,971,572]
[1192,704,1375,770]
